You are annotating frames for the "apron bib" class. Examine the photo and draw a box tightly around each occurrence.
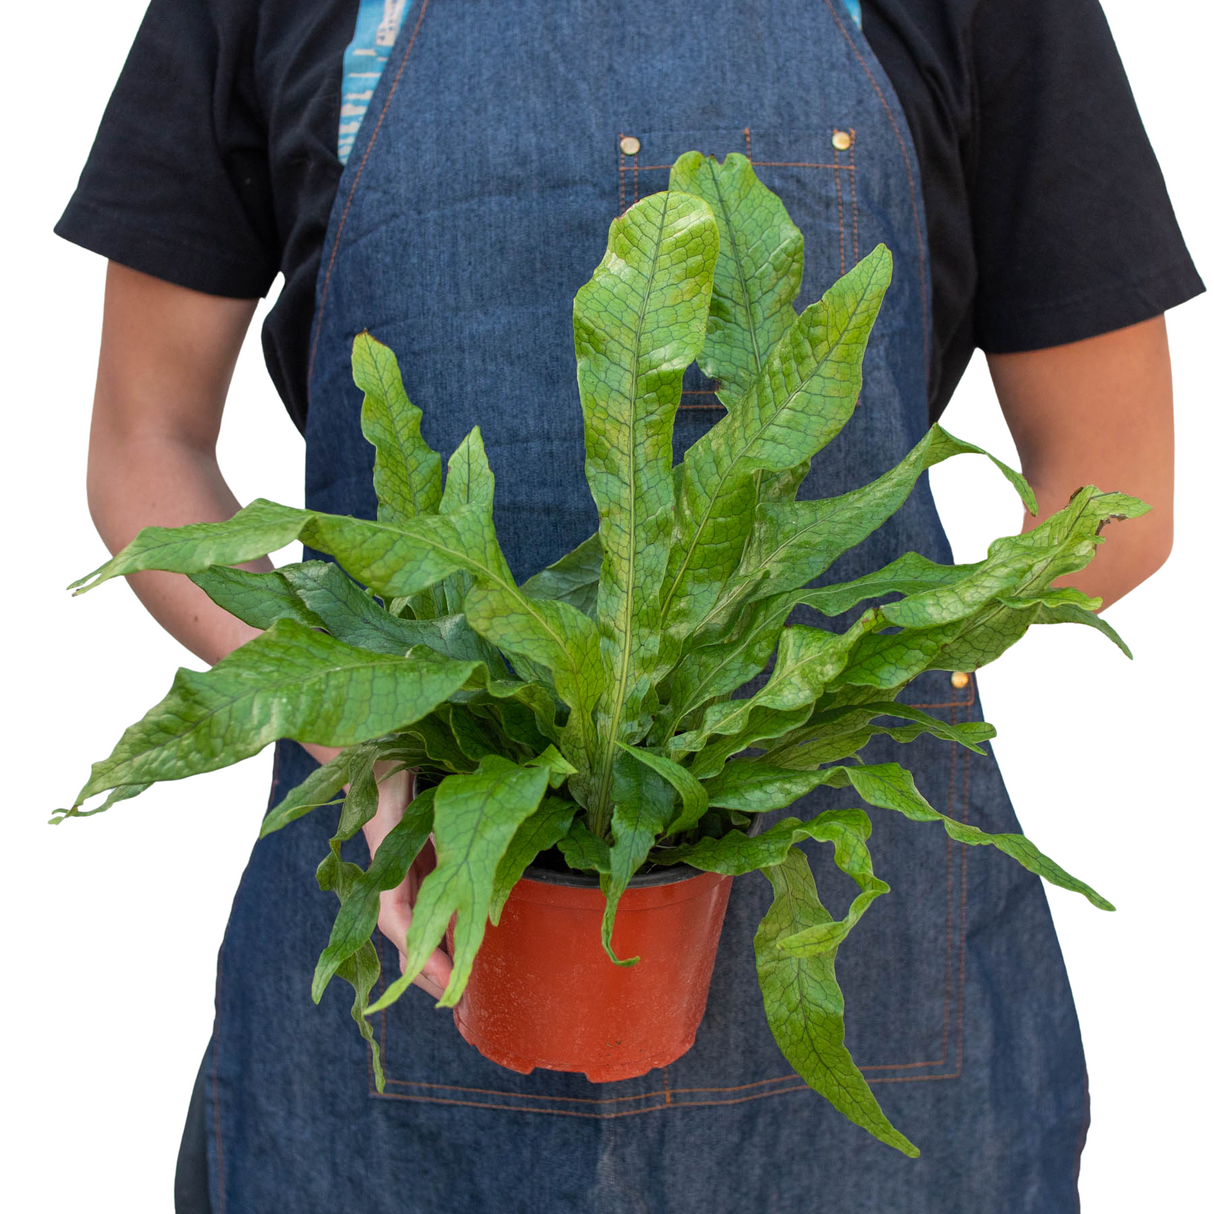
[206,3,1089,1209]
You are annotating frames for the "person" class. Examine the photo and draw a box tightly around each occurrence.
[57,1,1202,1210]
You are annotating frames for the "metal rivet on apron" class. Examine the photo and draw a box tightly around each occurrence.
[620,135,641,156]
[831,129,852,151]
[950,671,971,689]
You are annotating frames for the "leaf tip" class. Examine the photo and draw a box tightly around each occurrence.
[601,939,640,968]
[364,977,407,1016]
[434,979,466,1010]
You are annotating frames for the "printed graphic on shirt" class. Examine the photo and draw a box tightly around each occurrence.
[844,0,862,27]
[338,0,412,164]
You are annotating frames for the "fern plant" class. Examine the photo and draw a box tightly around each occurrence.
[59,152,1139,1157]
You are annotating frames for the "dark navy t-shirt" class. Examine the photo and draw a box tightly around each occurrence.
[56,0,1204,431]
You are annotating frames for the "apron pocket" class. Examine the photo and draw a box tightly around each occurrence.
[371,669,977,1111]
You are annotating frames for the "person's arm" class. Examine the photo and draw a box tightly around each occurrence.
[88,261,266,663]
[987,314,1174,610]
[88,261,450,996]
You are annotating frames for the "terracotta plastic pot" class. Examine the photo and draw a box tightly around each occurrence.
[448,863,733,1082]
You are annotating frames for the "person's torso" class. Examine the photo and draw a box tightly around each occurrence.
[214,0,983,430]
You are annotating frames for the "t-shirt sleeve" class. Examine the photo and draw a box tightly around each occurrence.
[969,0,1203,353]
[55,0,279,299]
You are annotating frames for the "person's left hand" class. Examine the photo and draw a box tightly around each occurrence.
[362,764,453,1001]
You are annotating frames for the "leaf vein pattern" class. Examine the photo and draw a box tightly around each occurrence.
[659,257,882,624]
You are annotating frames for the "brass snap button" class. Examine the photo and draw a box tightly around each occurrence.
[619,135,641,156]
[950,671,970,690]
[831,129,853,151]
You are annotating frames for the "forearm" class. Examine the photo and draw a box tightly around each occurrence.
[87,426,348,777]
[1018,480,1171,610]
[87,262,344,771]
[988,316,1175,612]
[86,430,270,665]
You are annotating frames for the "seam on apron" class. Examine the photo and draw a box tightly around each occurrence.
[833,138,847,276]
[373,1083,820,1118]
[308,0,434,395]
[820,0,930,389]
[905,681,976,710]
[618,134,627,217]
[750,161,852,169]
[848,131,860,265]
[381,1070,805,1102]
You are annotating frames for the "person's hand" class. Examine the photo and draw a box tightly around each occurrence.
[362,764,453,1001]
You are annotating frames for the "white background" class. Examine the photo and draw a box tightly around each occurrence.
[2,2,1209,1209]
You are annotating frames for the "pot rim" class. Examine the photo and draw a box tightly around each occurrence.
[521,814,761,889]
[520,858,704,888]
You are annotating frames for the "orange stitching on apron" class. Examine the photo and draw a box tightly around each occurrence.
[382,1069,808,1102]
[870,1069,958,1085]
[820,0,931,388]
[939,697,962,1075]
[905,678,977,710]
[941,767,955,1062]
[618,134,627,216]
[848,130,859,265]
[382,1077,681,1103]
[832,135,847,277]
[860,1058,945,1072]
[751,161,852,170]
[744,126,752,159]
[307,0,433,395]
[374,1081,817,1117]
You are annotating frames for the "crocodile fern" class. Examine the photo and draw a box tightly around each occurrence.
[59,152,1139,1158]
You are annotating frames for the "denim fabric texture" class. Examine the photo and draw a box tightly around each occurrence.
[205,2,1089,1209]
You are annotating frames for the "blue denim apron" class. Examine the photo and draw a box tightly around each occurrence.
[205,2,1089,1209]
